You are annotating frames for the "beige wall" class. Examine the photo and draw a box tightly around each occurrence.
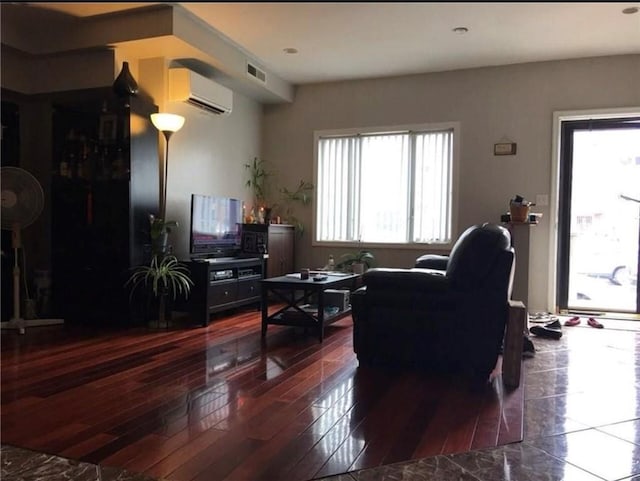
[136,57,263,259]
[1,47,115,95]
[160,91,262,259]
[262,54,640,311]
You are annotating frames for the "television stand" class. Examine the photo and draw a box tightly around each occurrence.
[196,256,241,263]
[180,256,263,326]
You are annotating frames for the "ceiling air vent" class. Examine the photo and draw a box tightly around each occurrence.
[247,62,266,83]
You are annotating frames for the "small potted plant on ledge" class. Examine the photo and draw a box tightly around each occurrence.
[125,254,194,328]
[336,250,376,274]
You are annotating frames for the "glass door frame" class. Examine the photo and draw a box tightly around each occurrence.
[556,115,640,314]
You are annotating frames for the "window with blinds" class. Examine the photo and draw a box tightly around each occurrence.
[315,124,456,245]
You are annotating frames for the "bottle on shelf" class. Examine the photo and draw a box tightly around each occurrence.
[326,255,335,271]
[112,148,125,179]
[65,151,76,178]
[97,146,110,180]
[59,158,70,178]
[77,138,92,180]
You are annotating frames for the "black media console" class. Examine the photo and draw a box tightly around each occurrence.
[183,256,263,326]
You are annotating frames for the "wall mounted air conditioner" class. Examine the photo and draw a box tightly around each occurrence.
[168,68,233,115]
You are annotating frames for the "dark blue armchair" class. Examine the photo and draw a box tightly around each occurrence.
[351,223,525,386]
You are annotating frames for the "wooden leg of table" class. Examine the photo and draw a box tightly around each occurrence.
[503,300,526,388]
[317,290,325,343]
[261,287,269,339]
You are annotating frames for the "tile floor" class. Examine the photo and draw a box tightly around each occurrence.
[2,316,639,481]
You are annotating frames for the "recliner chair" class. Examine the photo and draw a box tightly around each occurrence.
[351,223,525,386]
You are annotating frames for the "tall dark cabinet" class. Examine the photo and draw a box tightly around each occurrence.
[51,90,159,324]
[1,100,20,322]
[266,224,295,277]
[241,223,295,278]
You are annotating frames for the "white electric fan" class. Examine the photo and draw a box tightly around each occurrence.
[1,166,64,334]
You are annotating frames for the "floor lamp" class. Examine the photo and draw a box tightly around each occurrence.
[150,113,185,220]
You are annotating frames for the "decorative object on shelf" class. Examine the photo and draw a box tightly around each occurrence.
[509,194,533,222]
[325,255,335,271]
[264,207,273,224]
[150,112,185,227]
[245,206,256,224]
[125,255,193,328]
[336,250,376,274]
[112,61,139,98]
[98,114,117,142]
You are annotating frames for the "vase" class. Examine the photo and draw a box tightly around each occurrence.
[151,232,170,257]
[509,204,530,223]
[113,61,139,97]
[264,207,273,224]
[352,263,365,275]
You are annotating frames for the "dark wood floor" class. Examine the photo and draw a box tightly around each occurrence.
[1,306,523,481]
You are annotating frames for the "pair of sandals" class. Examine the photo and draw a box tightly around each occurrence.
[564,316,604,329]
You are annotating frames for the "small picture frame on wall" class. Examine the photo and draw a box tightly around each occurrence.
[494,142,517,156]
[99,114,117,142]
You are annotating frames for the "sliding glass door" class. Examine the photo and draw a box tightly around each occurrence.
[557,117,640,315]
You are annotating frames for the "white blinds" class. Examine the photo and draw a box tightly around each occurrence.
[316,129,453,244]
[413,130,453,243]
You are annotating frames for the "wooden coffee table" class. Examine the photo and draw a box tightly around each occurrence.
[261,272,361,342]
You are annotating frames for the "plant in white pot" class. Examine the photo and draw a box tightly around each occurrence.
[336,250,376,274]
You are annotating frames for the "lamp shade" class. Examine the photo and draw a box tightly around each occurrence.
[151,113,185,133]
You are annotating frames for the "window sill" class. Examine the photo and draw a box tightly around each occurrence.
[311,240,453,251]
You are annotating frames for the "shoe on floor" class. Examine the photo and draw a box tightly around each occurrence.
[522,336,536,358]
[564,316,581,327]
[587,317,604,329]
[545,319,561,329]
[529,312,555,324]
[530,325,563,340]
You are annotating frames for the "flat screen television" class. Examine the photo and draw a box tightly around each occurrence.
[190,194,243,258]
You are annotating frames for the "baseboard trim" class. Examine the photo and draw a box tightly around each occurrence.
[1,319,65,332]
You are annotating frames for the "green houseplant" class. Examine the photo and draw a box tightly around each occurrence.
[336,250,376,274]
[125,254,194,328]
[244,157,273,210]
[277,179,314,235]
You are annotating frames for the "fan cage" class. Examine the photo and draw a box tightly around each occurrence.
[1,167,45,230]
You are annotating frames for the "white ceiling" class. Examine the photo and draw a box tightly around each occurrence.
[25,2,640,85]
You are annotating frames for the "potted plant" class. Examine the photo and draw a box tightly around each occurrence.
[244,157,273,213]
[336,250,376,274]
[277,179,314,235]
[125,254,194,328]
